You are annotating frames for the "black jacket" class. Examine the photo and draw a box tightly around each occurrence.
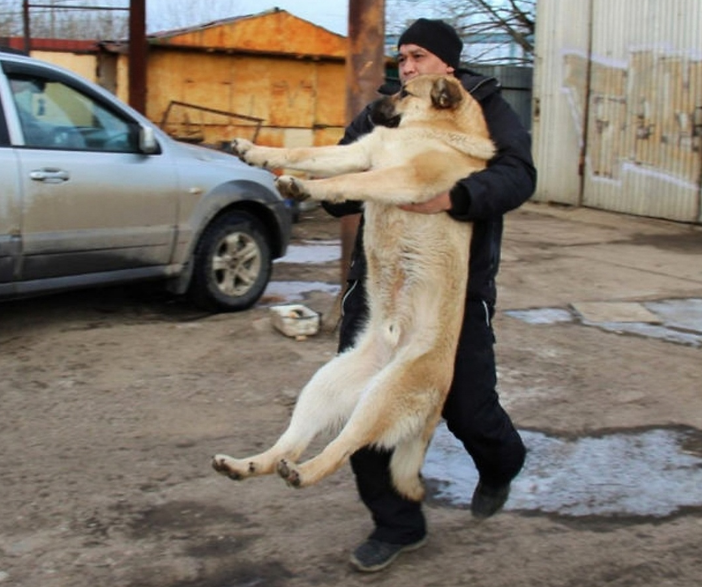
[323,71,537,306]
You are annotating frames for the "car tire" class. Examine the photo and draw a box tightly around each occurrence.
[188,212,272,312]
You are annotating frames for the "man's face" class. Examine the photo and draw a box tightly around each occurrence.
[397,43,454,83]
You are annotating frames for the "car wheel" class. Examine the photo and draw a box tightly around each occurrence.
[188,212,272,312]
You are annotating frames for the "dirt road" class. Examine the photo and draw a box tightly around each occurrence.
[1,203,701,587]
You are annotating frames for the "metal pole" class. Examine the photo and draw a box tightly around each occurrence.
[345,0,386,125]
[128,0,147,114]
[22,0,31,54]
[338,0,385,296]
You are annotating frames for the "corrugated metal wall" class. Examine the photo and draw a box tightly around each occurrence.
[533,0,702,224]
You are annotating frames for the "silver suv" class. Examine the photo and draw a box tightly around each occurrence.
[0,49,291,311]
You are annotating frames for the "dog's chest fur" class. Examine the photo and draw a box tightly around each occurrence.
[364,203,470,270]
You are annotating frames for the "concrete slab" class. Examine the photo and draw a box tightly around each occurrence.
[571,301,663,324]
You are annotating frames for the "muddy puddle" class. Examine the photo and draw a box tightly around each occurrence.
[274,240,342,264]
[424,423,702,518]
[263,280,341,302]
[264,240,342,302]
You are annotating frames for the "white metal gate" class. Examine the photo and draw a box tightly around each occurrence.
[532,0,702,224]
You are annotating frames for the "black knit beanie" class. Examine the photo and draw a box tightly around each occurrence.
[397,18,463,69]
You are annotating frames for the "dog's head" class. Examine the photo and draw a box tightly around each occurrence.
[370,74,469,128]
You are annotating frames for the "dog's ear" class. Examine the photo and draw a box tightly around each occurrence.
[430,77,464,109]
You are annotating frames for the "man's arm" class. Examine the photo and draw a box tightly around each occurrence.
[447,93,536,221]
[399,192,452,214]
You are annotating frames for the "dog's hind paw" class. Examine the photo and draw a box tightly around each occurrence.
[277,459,301,488]
[212,454,247,481]
[275,175,310,202]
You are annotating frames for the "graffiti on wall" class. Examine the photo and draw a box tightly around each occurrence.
[563,50,702,188]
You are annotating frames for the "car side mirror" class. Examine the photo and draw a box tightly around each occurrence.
[139,125,158,154]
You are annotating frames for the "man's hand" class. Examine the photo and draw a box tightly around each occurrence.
[399,191,452,214]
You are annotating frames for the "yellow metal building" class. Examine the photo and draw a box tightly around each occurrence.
[26,9,349,149]
[144,8,348,148]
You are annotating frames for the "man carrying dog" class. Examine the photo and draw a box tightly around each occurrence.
[323,18,537,572]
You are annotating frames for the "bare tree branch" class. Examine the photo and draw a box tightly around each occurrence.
[460,0,534,56]
[386,0,535,65]
[0,0,129,40]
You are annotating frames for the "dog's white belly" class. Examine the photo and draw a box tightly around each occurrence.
[363,203,471,357]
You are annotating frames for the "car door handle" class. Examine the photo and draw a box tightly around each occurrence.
[29,168,70,183]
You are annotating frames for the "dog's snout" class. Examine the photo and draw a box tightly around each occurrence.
[370,96,401,128]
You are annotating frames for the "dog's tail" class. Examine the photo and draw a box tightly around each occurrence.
[389,434,433,502]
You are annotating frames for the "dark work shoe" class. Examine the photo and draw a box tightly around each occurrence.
[471,480,511,519]
[349,536,427,573]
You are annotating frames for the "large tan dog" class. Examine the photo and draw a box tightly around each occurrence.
[212,74,495,501]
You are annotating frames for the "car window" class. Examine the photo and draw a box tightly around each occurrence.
[8,72,139,152]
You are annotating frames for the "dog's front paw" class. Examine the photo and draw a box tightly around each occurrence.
[277,459,302,488]
[275,175,310,201]
[231,140,272,168]
[230,138,254,161]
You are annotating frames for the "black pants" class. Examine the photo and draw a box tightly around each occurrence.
[339,280,526,545]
